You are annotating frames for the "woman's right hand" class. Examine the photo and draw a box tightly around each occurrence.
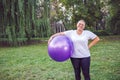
[47,32,65,45]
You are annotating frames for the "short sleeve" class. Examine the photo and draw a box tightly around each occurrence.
[87,30,97,40]
[64,30,73,37]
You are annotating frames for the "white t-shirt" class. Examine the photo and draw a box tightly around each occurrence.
[64,30,97,58]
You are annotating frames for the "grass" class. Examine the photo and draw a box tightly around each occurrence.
[90,36,120,80]
[0,36,120,80]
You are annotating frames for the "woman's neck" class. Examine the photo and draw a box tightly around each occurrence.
[76,30,83,35]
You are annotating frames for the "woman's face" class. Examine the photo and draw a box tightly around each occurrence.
[76,21,85,31]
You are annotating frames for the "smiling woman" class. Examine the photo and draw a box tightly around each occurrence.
[76,20,86,35]
[48,19,100,80]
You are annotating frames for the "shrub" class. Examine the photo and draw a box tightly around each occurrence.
[94,30,110,36]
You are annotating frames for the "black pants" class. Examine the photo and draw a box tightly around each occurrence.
[70,57,90,80]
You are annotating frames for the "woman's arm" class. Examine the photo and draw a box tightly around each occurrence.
[88,36,100,49]
[48,32,65,44]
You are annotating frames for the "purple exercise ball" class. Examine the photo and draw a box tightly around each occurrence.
[48,35,74,62]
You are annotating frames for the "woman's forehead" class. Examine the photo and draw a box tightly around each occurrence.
[78,20,85,24]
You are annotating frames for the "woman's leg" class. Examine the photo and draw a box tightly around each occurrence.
[70,58,81,80]
[81,57,90,80]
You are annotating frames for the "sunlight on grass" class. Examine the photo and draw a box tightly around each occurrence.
[0,36,120,80]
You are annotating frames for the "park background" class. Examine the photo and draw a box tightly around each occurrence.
[0,0,120,80]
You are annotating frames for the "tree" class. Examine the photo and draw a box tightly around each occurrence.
[108,0,120,34]
[0,0,50,46]
[58,0,104,31]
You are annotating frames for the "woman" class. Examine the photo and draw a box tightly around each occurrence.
[48,20,100,80]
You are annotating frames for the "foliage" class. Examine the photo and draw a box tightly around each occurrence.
[58,0,103,29]
[51,0,120,35]
[93,30,110,36]
[0,0,120,46]
[108,0,120,34]
[0,0,50,46]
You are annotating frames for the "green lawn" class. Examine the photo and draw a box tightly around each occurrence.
[0,36,120,80]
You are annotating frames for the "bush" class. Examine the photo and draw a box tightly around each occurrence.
[94,30,110,36]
